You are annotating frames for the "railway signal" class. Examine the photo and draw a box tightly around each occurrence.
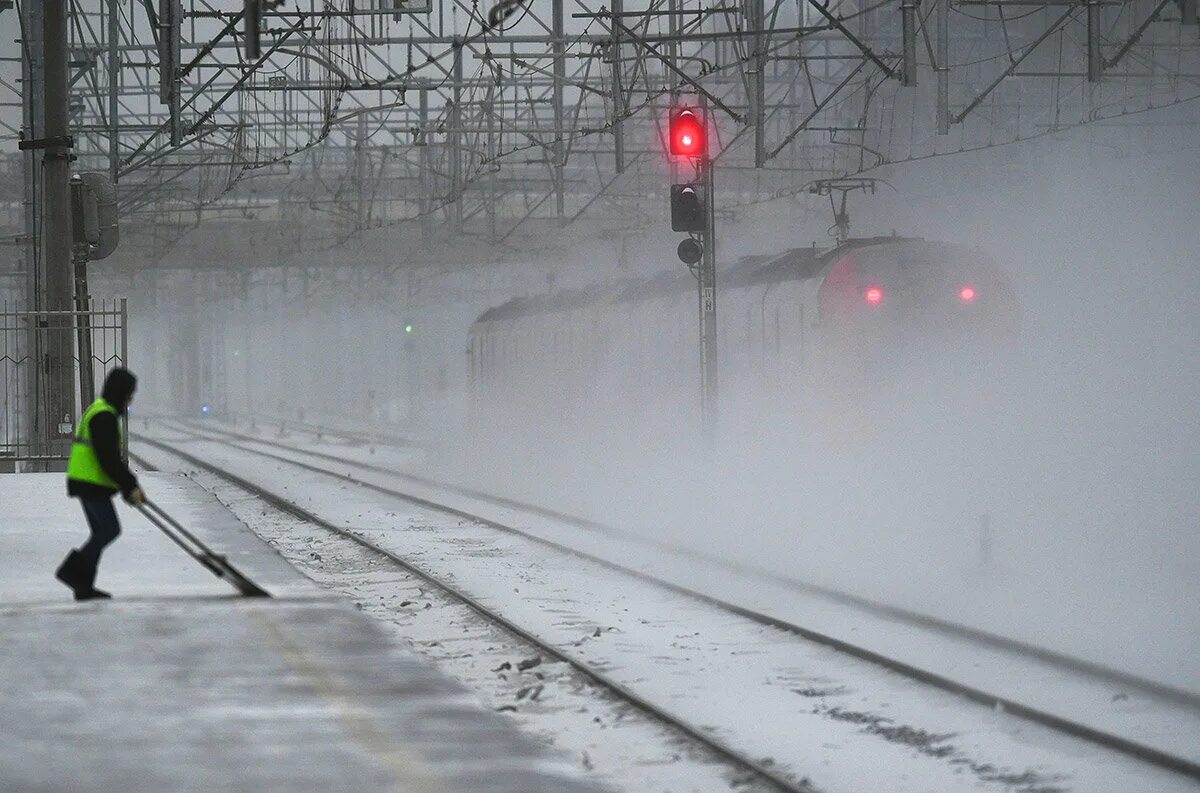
[677,238,703,265]
[668,107,706,157]
[671,184,706,232]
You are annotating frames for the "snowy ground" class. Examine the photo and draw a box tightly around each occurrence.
[0,473,598,793]
[134,445,790,793]
[140,423,1200,793]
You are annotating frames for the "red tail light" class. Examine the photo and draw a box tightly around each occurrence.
[864,286,884,305]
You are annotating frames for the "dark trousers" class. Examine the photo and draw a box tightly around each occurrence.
[79,497,121,567]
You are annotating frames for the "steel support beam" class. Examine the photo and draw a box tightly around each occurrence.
[951,8,1074,124]
[36,0,1200,259]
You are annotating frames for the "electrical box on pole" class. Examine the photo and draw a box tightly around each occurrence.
[71,172,120,261]
[69,171,120,406]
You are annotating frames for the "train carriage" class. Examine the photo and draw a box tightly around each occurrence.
[467,236,1020,444]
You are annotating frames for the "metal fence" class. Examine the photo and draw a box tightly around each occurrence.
[0,299,127,466]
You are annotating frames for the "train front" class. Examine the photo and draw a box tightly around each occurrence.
[811,238,1021,423]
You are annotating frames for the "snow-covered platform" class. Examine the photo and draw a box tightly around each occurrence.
[0,472,600,793]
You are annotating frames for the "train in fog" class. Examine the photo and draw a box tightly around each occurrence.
[467,236,1020,439]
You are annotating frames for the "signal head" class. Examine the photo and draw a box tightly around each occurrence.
[670,183,706,232]
[669,108,706,157]
[677,238,703,265]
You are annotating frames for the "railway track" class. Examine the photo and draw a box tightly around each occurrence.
[140,419,1200,783]
[206,410,415,450]
[133,434,817,793]
[173,418,1200,705]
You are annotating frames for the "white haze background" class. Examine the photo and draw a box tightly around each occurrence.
[113,111,1198,692]
[435,121,1200,691]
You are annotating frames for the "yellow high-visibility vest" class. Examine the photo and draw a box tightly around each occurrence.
[66,398,122,489]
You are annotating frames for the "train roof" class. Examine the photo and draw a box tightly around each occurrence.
[471,236,929,327]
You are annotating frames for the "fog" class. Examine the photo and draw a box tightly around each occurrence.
[442,118,1200,690]
[115,108,1198,693]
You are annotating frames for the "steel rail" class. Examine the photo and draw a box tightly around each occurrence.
[149,417,1200,782]
[135,433,819,793]
[168,416,1200,709]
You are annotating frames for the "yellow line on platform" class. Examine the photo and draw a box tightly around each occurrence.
[251,609,451,793]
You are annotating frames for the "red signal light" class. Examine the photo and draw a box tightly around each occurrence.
[959,285,977,303]
[864,286,884,305]
[669,108,705,157]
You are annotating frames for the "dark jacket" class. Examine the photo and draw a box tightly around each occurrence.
[68,368,139,500]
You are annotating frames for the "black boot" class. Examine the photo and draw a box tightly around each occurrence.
[55,550,112,601]
[54,550,89,599]
[79,561,111,601]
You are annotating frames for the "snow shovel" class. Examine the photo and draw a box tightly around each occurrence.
[137,499,271,598]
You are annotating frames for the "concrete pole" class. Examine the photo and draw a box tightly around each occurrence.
[668,0,679,99]
[355,113,367,230]
[70,176,95,410]
[552,0,566,219]
[424,87,439,244]
[901,0,919,86]
[1086,0,1103,82]
[20,0,44,461]
[159,0,182,144]
[241,271,253,415]
[699,154,718,443]
[108,0,121,181]
[450,40,463,232]
[42,0,78,457]
[610,0,625,173]
[485,91,497,242]
[752,0,766,166]
[937,0,949,133]
[419,88,434,245]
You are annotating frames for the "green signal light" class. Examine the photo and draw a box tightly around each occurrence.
[404,324,413,333]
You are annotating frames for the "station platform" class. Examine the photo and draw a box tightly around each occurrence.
[0,472,601,793]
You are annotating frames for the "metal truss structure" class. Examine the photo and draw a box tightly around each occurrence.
[3,0,1199,274]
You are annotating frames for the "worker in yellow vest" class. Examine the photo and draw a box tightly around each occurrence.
[56,367,146,600]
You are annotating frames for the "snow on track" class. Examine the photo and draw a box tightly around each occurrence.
[140,424,1199,793]
[165,416,1200,772]
[134,437,804,793]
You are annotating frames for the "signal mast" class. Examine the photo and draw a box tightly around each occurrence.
[668,104,717,443]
